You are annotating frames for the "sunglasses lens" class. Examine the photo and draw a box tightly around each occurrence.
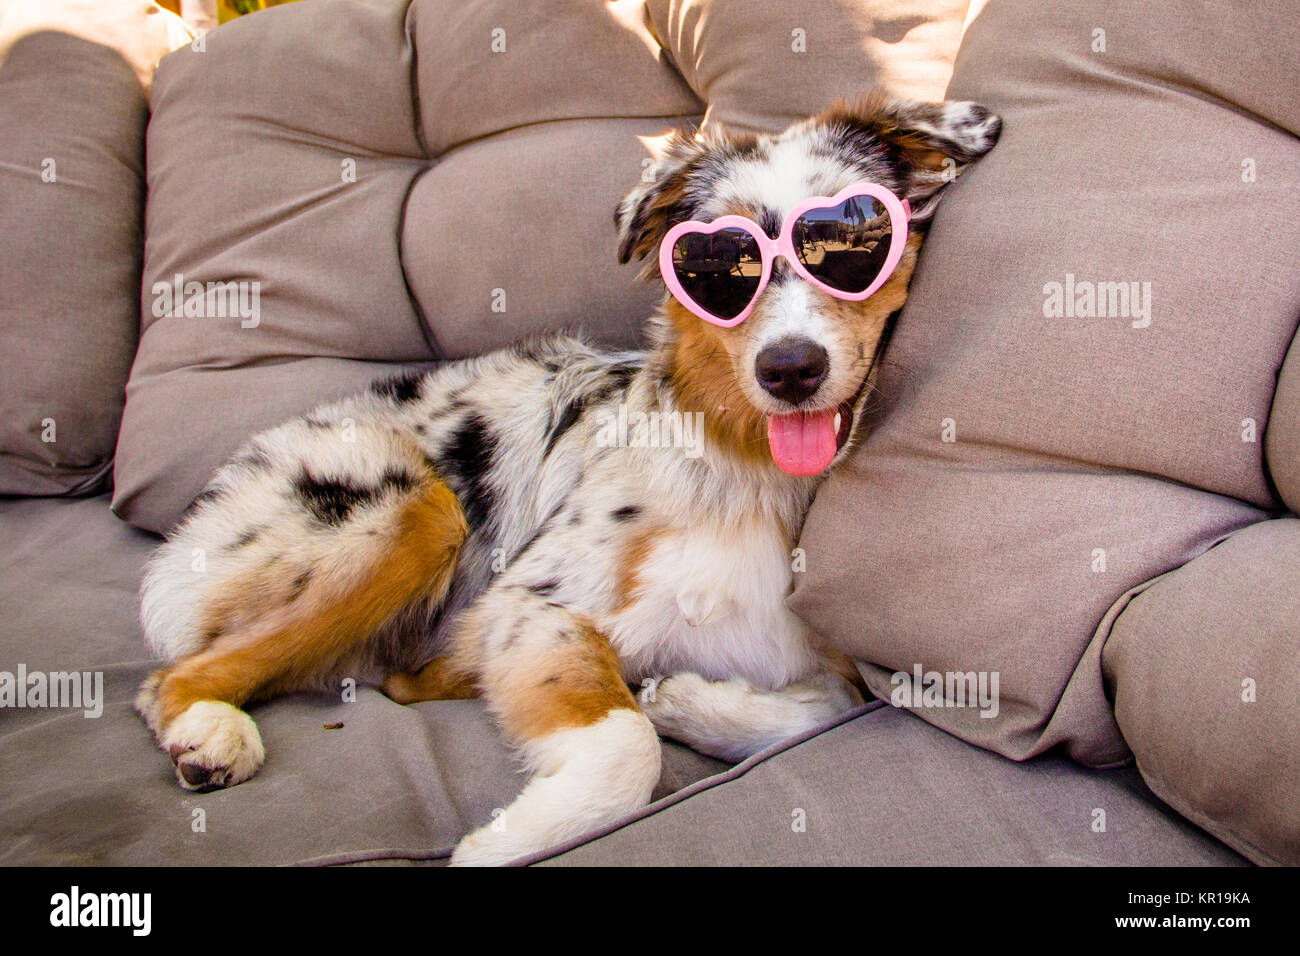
[671,227,763,320]
[793,196,893,294]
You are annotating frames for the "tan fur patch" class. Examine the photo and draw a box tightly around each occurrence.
[664,300,773,467]
[822,646,871,698]
[383,656,478,704]
[612,523,667,613]
[483,620,637,742]
[154,479,468,728]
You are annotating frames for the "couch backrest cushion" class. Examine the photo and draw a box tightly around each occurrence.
[791,0,1300,765]
[646,0,969,133]
[0,1,186,496]
[112,0,969,532]
[111,0,701,530]
[112,0,438,531]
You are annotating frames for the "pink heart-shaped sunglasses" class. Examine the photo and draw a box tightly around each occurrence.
[658,183,910,327]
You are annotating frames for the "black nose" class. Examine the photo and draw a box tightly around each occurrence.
[755,338,829,405]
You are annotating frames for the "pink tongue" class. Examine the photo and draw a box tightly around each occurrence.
[767,410,838,476]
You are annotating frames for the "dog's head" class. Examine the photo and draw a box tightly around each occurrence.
[617,93,1000,477]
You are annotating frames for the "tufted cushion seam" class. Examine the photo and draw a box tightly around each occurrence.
[402,0,432,160]
[397,160,443,358]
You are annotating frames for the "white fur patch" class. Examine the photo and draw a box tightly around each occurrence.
[450,709,660,866]
[605,514,824,690]
[705,133,850,222]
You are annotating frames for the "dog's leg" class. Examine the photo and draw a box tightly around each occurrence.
[638,671,864,763]
[447,594,660,866]
[382,656,478,703]
[136,478,466,790]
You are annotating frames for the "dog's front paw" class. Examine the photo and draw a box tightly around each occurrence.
[160,700,265,791]
[638,671,724,735]
[787,671,865,710]
[638,670,863,763]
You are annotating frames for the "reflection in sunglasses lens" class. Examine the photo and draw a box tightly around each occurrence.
[672,228,763,320]
[793,196,892,293]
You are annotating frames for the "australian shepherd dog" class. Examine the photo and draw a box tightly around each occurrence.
[135,93,1000,865]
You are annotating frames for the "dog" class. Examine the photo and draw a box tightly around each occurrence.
[134,92,1000,865]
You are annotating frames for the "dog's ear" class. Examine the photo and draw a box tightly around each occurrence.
[823,93,1002,223]
[614,128,711,268]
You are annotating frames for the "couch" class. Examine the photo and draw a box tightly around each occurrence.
[1,0,1294,866]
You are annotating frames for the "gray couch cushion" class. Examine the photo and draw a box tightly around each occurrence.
[409,0,704,156]
[0,29,146,496]
[530,704,1247,866]
[1266,332,1300,513]
[0,1,189,497]
[0,495,724,864]
[645,0,969,133]
[1103,517,1300,866]
[112,0,438,533]
[109,0,709,534]
[400,117,692,359]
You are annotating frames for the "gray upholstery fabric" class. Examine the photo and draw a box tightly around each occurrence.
[0,30,146,496]
[1103,518,1300,866]
[1266,332,1300,513]
[113,0,437,533]
[6,0,1284,868]
[0,495,725,865]
[408,0,704,156]
[400,117,692,358]
[111,0,706,534]
[645,0,968,133]
[532,705,1247,866]
[790,0,1300,773]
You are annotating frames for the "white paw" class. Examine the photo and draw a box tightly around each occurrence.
[786,671,865,711]
[638,671,863,762]
[638,672,717,735]
[160,700,265,791]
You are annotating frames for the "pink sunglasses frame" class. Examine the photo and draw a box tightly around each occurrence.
[658,182,911,328]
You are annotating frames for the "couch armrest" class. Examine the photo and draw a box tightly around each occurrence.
[1103,518,1300,865]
